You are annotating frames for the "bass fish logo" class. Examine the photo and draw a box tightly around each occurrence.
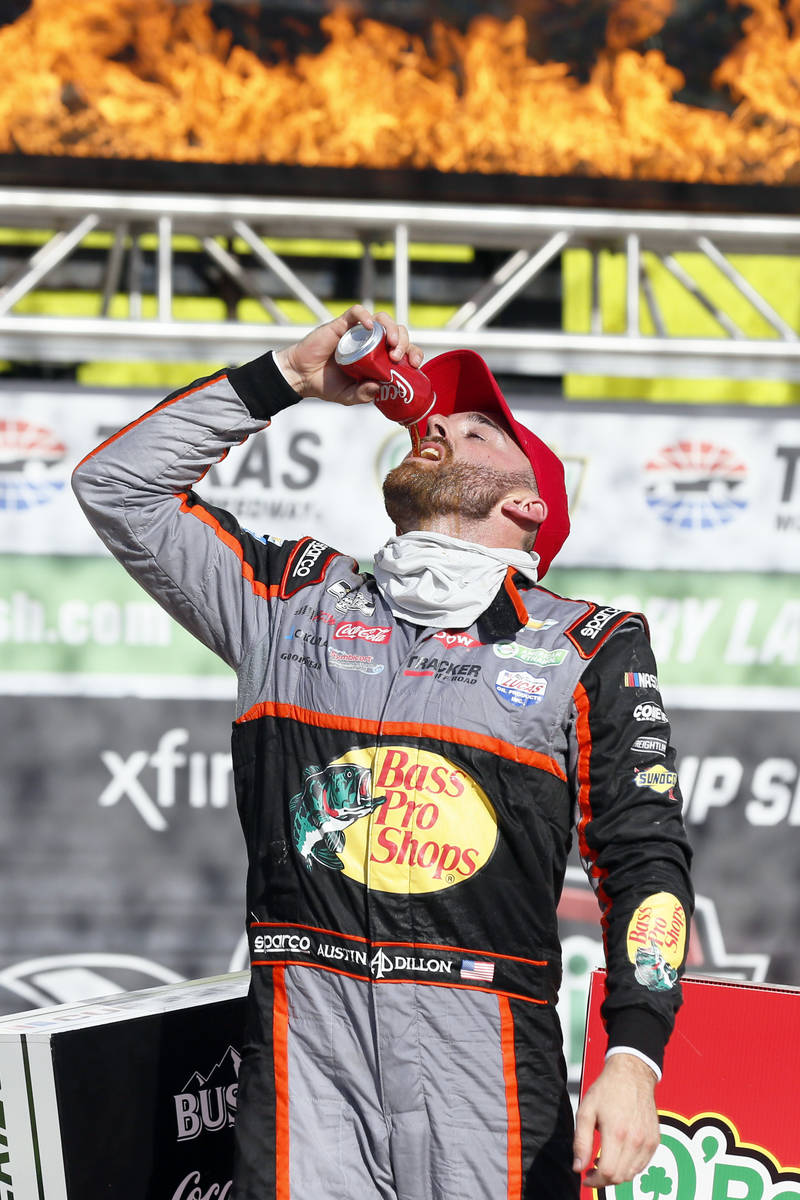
[290,762,386,871]
[290,748,498,894]
[627,892,686,992]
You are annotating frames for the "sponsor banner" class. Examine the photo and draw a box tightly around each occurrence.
[2,558,799,703]
[547,566,800,697]
[0,695,246,1015]
[0,554,229,682]
[0,384,397,558]
[381,398,800,573]
[0,976,248,1198]
[0,695,794,1019]
[2,384,799,572]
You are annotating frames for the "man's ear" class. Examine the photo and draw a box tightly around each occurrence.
[500,493,548,531]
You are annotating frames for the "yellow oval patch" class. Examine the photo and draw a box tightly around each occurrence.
[626,891,687,969]
[332,746,498,894]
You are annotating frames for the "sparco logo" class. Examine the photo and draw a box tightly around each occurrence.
[334,621,392,643]
[294,540,327,577]
[253,933,311,954]
[601,1114,800,1199]
[579,607,622,639]
[174,1047,240,1141]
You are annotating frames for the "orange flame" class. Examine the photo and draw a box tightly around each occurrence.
[0,0,799,185]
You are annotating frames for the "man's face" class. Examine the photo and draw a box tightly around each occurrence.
[382,410,536,531]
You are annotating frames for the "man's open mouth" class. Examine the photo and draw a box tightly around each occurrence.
[414,440,447,462]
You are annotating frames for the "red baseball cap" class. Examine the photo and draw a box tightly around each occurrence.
[412,349,570,579]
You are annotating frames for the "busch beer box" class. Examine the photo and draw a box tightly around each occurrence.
[0,972,249,1199]
[582,970,800,1198]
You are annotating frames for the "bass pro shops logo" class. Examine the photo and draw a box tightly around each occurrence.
[289,747,497,894]
[600,1114,800,1199]
[627,892,687,992]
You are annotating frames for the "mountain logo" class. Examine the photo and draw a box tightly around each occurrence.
[174,1046,241,1141]
[0,419,67,511]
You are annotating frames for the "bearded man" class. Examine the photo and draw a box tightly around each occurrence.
[73,306,693,1199]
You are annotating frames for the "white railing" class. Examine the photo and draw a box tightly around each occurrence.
[2,187,800,378]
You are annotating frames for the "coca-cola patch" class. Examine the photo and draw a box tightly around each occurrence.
[334,621,392,644]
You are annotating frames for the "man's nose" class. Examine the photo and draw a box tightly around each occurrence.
[425,413,449,438]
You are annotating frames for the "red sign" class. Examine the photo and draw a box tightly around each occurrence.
[582,971,800,1195]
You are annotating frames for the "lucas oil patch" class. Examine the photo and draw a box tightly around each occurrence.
[495,669,548,707]
[333,747,498,894]
[626,892,687,992]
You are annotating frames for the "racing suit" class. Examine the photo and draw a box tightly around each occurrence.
[72,351,693,1200]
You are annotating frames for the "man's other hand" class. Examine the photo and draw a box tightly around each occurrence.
[274,305,424,406]
[572,1052,660,1189]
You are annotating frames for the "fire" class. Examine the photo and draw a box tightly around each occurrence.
[0,0,799,184]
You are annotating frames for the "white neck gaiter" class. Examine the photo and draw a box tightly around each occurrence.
[372,530,539,628]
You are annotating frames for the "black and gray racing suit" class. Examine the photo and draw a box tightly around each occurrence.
[72,351,693,1200]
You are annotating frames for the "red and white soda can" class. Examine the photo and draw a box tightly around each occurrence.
[334,321,436,427]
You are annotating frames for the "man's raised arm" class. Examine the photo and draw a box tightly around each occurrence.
[71,306,420,668]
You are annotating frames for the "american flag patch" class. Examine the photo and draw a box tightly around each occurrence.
[460,959,495,983]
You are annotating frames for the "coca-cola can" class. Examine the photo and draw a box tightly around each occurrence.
[334,321,436,427]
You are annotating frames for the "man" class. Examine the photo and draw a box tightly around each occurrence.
[72,305,693,1199]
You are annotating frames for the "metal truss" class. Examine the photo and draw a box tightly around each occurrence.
[3,186,800,379]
